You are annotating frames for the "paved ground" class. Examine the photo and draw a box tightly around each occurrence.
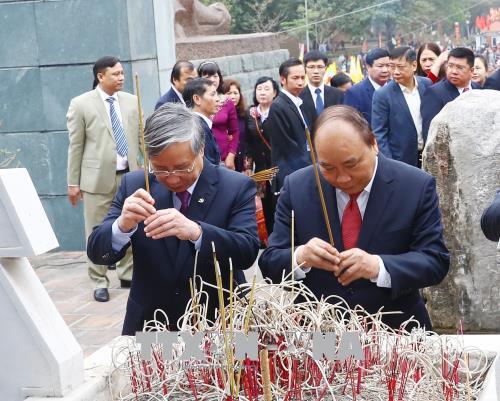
[29,252,128,357]
[29,251,263,357]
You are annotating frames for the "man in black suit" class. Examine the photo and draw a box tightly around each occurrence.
[183,78,221,165]
[265,57,310,191]
[155,60,197,110]
[481,190,500,242]
[87,104,259,335]
[484,69,500,90]
[421,47,479,140]
[299,50,344,130]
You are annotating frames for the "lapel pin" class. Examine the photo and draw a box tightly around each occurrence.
[198,197,205,204]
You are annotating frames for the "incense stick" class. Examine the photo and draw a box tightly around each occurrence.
[134,73,150,193]
[305,127,334,246]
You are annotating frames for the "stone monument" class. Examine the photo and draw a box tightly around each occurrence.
[0,168,83,400]
[423,89,500,331]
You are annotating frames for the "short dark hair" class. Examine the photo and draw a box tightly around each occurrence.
[303,50,328,66]
[197,60,223,93]
[314,105,375,147]
[279,57,304,78]
[170,60,194,84]
[416,43,441,77]
[182,77,214,108]
[365,48,390,67]
[448,47,475,68]
[330,72,352,88]
[252,76,279,106]
[389,46,416,63]
[92,56,120,89]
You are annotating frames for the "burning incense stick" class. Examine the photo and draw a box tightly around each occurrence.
[134,73,150,193]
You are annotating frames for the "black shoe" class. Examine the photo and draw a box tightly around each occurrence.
[120,280,132,288]
[108,264,116,270]
[94,288,109,302]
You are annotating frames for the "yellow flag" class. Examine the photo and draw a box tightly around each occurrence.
[323,62,337,85]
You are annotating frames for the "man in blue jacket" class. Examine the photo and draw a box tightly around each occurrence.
[259,105,449,330]
[372,46,432,167]
[155,60,197,109]
[344,48,390,126]
[87,103,259,335]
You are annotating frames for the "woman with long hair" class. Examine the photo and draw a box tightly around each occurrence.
[416,42,447,83]
[472,54,488,87]
[222,78,247,172]
[197,61,239,170]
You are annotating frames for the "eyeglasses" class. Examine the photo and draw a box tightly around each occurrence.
[149,160,196,177]
[447,63,469,72]
[306,65,326,70]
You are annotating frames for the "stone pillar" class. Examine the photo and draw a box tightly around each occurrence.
[0,0,173,250]
[423,89,500,331]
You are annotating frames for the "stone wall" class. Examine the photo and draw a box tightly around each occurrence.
[423,89,500,332]
[192,49,289,105]
[0,0,165,250]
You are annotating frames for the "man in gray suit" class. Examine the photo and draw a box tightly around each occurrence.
[67,56,140,302]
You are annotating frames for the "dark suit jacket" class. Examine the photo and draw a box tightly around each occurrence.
[299,85,344,130]
[259,155,450,329]
[372,76,432,166]
[155,87,182,110]
[87,162,259,335]
[198,117,221,166]
[484,69,500,90]
[264,92,311,190]
[421,79,480,141]
[481,190,500,242]
[343,77,376,125]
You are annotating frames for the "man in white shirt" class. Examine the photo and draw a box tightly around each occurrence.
[67,56,140,302]
[264,57,310,191]
[372,46,432,167]
[259,105,449,330]
[299,50,344,130]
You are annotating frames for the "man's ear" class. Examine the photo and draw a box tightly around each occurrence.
[193,93,202,106]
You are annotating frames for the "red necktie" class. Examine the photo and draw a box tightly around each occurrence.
[462,87,469,93]
[176,191,191,215]
[342,193,362,250]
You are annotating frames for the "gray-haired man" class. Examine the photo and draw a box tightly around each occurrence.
[87,103,259,335]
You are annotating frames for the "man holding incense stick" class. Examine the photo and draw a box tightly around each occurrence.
[67,56,140,302]
[87,103,259,335]
[260,105,449,330]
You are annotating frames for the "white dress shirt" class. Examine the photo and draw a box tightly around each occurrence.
[172,86,186,105]
[256,104,270,123]
[293,157,392,288]
[96,85,128,171]
[111,178,203,252]
[457,82,473,93]
[194,111,213,129]
[398,77,424,151]
[368,76,383,91]
[308,83,325,108]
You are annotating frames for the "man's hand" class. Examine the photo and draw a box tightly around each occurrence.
[296,237,340,272]
[117,189,156,232]
[334,248,379,286]
[67,185,82,207]
[144,208,202,241]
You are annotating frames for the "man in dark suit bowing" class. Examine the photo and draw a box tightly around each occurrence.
[344,48,390,126]
[155,60,197,110]
[421,47,479,140]
[372,46,432,167]
[299,50,344,130]
[183,77,221,166]
[265,57,310,191]
[259,105,449,330]
[87,103,259,335]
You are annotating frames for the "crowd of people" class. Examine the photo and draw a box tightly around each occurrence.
[66,44,499,334]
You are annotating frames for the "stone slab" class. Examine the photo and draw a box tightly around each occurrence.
[35,0,131,65]
[126,0,157,60]
[0,2,38,68]
[0,67,43,133]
